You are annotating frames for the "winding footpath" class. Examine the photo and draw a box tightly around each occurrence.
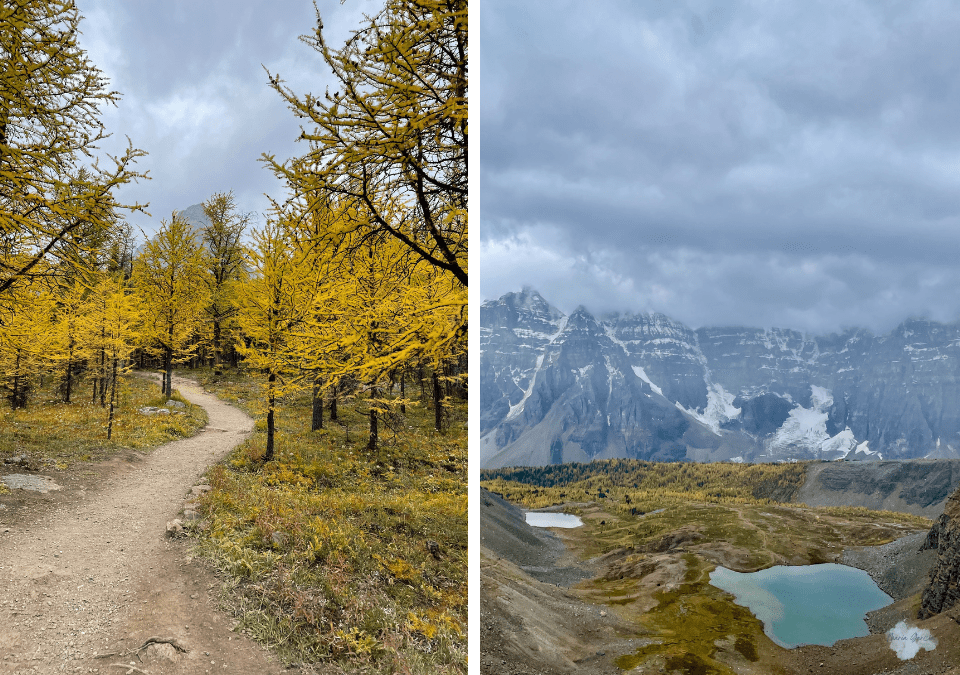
[0,375,283,674]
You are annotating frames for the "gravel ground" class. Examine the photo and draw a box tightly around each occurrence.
[842,531,936,601]
[841,530,938,634]
[0,374,284,674]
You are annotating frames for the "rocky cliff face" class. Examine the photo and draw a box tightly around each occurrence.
[479,289,960,468]
[918,485,960,619]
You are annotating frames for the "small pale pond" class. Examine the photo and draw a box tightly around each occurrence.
[709,563,892,648]
[524,512,583,528]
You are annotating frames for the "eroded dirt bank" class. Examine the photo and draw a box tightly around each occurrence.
[0,375,283,674]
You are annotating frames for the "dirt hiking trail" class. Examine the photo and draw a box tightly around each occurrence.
[0,374,284,674]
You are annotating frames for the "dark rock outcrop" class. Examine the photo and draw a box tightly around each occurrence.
[918,485,960,619]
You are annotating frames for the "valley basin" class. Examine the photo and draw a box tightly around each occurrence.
[709,563,893,648]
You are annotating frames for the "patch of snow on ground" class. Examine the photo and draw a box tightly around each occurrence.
[631,366,663,396]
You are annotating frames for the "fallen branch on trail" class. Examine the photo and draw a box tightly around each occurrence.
[96,635,189,661]
[138,635,189,652]
[109,664,149,674]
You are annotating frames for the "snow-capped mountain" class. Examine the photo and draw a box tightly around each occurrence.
[478,288,960,468]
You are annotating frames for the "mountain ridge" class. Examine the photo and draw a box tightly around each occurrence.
[479,288,960,468]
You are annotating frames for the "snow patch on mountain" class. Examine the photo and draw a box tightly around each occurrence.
[820,427,858,459]
[673,381,739,434]
[703,382,740,432]
[631,366,663,396]
[502,316,570,423]
[846,440,883,460]
[604,324,630,353]
[810,385,832,409]
[766,385,834,455]
[506,354,544,421]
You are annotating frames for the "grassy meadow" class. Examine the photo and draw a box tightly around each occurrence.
[0,373,207,475]
[186,367,467,674]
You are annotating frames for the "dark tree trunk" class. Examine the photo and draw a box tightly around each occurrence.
[433,370,442,432]
[163,346,173,398]
[329,383,338,421]
[63,354,73,404]
[107,357,118,439]
[367,389,378,451]
[264,371,276,462]
[400,369,406,415]
[213,320,222,366]
[164,324,175,397]
[10,350,21,410]
[311,377,323,431]
[99,348,107,407]
[418,363,425,400]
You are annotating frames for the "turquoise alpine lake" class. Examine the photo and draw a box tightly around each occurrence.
[524,512,583,528]
[709,563,893,648]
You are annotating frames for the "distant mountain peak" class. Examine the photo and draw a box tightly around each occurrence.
[175,203,211,233]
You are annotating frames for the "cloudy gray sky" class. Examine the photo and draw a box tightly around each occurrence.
[477,0,960,335]
[77,0,378,238]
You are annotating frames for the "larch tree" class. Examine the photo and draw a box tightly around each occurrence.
[0,0,147,300]
[283,197,354,433]
[50,281,89,403]
[133,214,208,398]
[200,191,249,367]
[264,0,467,288]
[234,219,312,463]
[396,263,466,431]
[0,288,55,409]
[294,219,422,452]
[92,275,142,439]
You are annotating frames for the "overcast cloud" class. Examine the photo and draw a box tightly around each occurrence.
[477,0,960,334]
[77,0,378,238]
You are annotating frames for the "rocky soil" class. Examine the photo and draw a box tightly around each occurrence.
[842,532,937,600]
[0,374,285,674]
